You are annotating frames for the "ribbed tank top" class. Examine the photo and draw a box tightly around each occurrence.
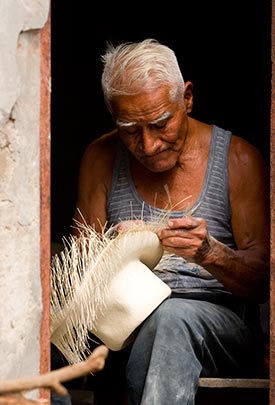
[107,125,237,294]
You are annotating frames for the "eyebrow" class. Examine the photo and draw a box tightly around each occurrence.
[116,110,171,127]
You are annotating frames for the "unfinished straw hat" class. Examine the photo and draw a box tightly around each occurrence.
[50,222,171,364]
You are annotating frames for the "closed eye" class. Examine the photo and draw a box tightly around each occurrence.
[150,120,168,130]
[124,125,139,135]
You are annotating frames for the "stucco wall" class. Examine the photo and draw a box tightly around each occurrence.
[0,0,50,390]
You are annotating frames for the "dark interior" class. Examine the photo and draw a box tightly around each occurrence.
[51,1,271,244]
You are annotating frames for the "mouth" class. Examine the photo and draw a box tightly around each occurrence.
[142,148,170,160]
[141,149,175,172]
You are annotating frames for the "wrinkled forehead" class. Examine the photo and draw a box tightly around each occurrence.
[110,86,175,121]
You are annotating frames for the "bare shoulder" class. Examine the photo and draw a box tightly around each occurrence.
[82,130,118,164]
[230,134,263,157]
[78,129,119,192]
[74,130,119,231]
[228,134,268,193]
[229,134,266,170]
[78,130,118,178]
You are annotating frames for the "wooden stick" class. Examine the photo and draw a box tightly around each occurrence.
[0,395,48,404]
[0,345,108,402]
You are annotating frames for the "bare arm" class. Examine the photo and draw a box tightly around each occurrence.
[157,136,270,303]
[72,131,118,235]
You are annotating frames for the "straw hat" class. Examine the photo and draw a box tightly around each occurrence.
[50,224,171,364]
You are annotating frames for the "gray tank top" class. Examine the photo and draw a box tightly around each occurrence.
[107,125,236,294]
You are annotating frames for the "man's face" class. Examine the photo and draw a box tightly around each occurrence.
[112,85,189,173]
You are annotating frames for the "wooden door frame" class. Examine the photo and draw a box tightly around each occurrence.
[39,2,275,402]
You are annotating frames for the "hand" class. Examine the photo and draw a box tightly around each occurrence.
[157,216,214,262]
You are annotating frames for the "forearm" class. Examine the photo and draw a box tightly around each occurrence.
[199,235,269,303]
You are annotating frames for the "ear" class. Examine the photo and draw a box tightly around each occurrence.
[184,81,193,114]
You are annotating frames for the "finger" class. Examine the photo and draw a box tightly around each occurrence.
[167,216,204,229]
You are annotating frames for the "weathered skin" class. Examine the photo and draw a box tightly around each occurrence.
[74,82,270,303]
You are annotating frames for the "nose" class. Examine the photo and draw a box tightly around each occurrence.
[140,128,159,155]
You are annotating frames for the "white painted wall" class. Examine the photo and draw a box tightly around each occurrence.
[0,0,50,394]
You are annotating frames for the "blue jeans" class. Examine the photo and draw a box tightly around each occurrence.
[126,296,262,405]
[51,392,72,405]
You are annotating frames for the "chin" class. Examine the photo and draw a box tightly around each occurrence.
[145,161,176,173]
[140,153,177,173]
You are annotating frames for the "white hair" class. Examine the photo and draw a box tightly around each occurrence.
[101,39,185,112]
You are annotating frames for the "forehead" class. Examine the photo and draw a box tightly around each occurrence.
[111,86,175,123]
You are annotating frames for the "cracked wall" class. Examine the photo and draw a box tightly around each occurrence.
[0,0,50,391]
